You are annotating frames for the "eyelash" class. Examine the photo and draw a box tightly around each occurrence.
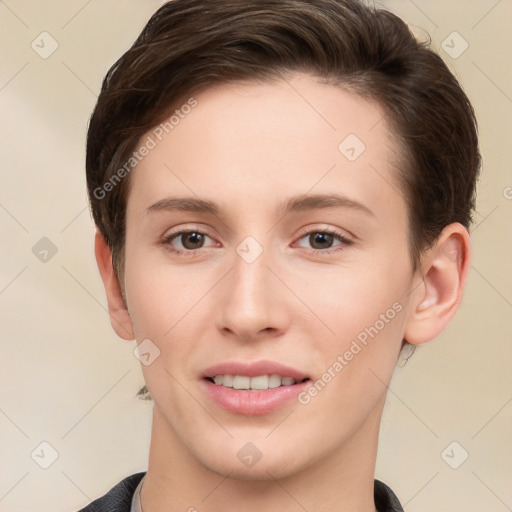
[161,228,353,257]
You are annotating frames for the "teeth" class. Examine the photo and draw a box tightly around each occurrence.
[222,375,234,387]
[233,376,250,389]
[250,375,269,390]
[268,374,282,388]
[211,374,299,390]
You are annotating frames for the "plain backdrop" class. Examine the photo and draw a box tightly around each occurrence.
[0,1,511,510]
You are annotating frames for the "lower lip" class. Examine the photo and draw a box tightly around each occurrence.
[201,379,310,415]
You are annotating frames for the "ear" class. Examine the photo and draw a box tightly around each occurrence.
[94,230,135,341]
[404,223,471,345]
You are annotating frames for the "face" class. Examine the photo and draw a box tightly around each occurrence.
[122,73,417,479]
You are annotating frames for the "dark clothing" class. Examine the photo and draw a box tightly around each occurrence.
[77,471,404,511]
[77,472,144,512]
[374,478,405,512]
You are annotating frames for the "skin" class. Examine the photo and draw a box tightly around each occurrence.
[95,72,471,511]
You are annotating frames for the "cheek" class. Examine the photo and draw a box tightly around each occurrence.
[298,260,408,343]
[296,287,406,439]
[123,248,211,381]
[294,254,410,398]
[123,241,190,338]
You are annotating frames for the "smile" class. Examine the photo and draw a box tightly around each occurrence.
[206,374,309,390]
[201,360,311,415]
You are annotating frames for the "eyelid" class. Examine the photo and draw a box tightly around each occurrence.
[162,223,214,240]
[294,224,354,243]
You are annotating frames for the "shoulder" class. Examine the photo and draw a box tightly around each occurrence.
[374,479,404,512]
[76,472,146,512]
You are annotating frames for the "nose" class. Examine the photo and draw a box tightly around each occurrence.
[216,240,290,342]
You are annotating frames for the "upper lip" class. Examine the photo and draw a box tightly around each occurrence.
[201,360,309,381]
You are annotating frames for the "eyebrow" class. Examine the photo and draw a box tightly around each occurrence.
[146,193,374,217]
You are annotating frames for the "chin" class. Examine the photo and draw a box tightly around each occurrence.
[191,434,316,482]
[203,455,302,481]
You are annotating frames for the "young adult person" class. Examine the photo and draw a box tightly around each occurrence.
[80,0,480,510]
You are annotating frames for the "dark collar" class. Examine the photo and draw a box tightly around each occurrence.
[374,479,404,511]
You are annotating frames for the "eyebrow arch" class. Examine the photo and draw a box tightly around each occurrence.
[278,193,374,217]
[145,193,374,217]
[146,197,219,215]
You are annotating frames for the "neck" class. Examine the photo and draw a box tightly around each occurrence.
[141,403,383,512]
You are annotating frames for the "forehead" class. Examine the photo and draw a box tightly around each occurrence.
[127,73,406,222]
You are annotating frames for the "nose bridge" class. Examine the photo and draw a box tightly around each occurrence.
[233,236,269,300]
[217,234,287,338]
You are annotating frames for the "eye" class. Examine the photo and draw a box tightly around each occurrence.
[162,227,353,257]
[294,229,352,254]
[162,229,217,255]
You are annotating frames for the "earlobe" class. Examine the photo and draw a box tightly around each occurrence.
[404,223,471,345]
[94,230,135,341]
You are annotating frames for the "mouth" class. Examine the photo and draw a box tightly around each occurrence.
[205,374,310,391]
[200,360,311,415]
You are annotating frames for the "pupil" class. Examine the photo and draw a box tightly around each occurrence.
[311,232,333,249]
[183,232,204,249]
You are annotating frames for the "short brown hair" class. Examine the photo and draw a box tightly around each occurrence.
[86,0,480,283]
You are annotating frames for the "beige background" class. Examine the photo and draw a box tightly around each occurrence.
[0,1,510,510]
